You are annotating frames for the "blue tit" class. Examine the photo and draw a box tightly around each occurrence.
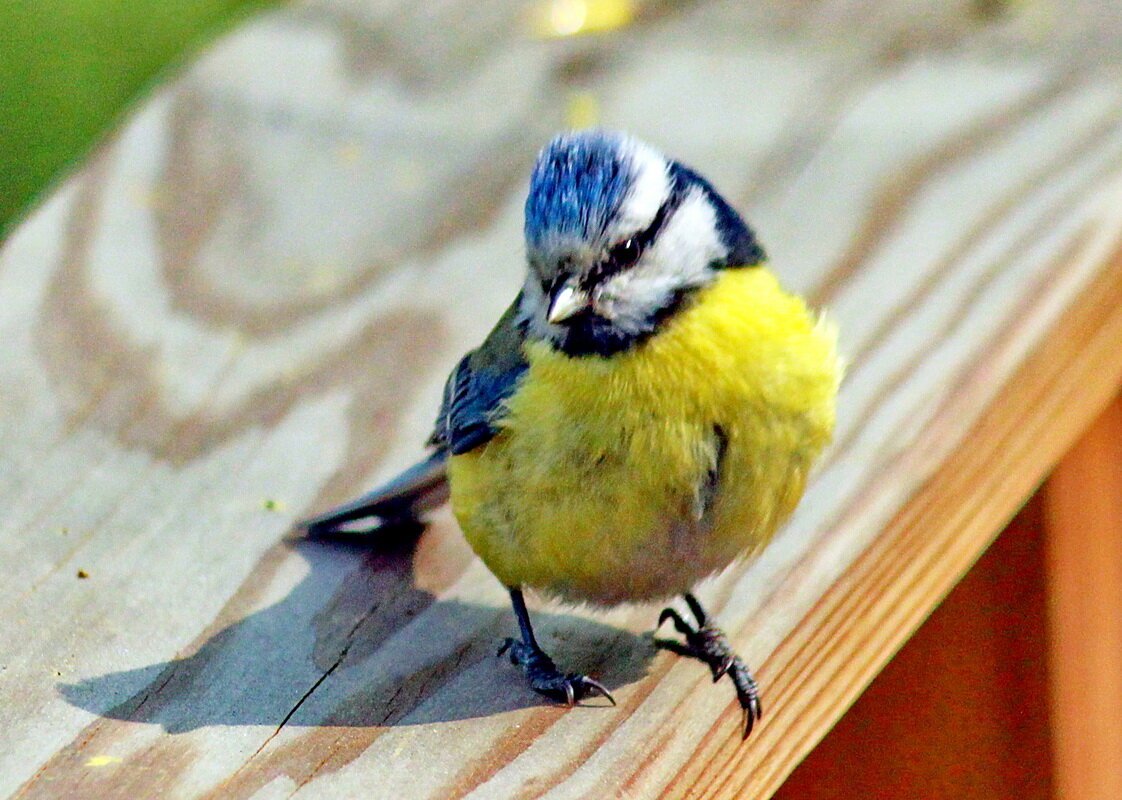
[304,130,840,737]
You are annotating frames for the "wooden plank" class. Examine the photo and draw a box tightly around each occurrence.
[655,183,1122,800]
[4,2,1122,798]
[1043,395,1122,800]
[774,494,1051,800]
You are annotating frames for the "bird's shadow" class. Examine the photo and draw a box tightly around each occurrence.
[59,521,657,733]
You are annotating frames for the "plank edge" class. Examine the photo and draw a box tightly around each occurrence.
[669,219,1122,798]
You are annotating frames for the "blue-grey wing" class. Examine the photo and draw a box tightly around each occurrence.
[301,295,528,535]
[429,295,529,456]
[300,450,448,534]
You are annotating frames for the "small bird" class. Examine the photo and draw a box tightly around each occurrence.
[303,130,839,737]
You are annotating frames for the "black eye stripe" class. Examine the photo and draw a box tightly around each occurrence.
[630,182,684,252]
[583,178,688,289]
[542,274,565,301]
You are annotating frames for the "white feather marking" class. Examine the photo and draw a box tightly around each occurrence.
[609,139,670,239]
[596,188,724,333]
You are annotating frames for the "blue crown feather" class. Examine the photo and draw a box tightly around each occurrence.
[524,131,633,250]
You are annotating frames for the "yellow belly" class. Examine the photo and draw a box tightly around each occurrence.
[448,267,839,605]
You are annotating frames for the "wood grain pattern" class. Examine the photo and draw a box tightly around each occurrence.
[774,494,1051,800]
[4,1,1122,797]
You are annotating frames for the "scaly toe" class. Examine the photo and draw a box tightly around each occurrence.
[655,605,763,739]
[530,671,615,706]
[499,639,615,706]
[726,657,762,738]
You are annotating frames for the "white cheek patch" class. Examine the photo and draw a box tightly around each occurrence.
[597,189,724,333]
[648,188,725,271]
[608,140,669,240]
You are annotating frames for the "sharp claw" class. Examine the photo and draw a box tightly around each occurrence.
[736,680,762,740]
[582,677,617,706]
[504,640,612,708]
[658,596,764,741]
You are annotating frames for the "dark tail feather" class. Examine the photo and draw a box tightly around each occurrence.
[301,450,449,536]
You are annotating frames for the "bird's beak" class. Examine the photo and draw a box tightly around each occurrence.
[547,283,591,324]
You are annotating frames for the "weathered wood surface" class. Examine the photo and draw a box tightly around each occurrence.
[5,1,1122,797]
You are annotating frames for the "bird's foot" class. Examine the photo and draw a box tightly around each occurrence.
[655,594,762,738]
[498,638,615,707]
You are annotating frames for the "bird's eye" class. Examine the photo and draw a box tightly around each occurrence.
[608,238,641,267]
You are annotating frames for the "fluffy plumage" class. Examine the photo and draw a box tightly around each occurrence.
[451,267,837,604]
[304,130,840,735]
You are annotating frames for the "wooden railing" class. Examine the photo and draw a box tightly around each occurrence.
[4,2,1122,797]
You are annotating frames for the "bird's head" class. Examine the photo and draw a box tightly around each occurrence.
[519,130,764,357]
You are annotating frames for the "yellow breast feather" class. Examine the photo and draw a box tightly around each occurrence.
[448,266,839,605]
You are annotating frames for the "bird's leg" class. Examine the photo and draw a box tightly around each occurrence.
[498,588,615,706]
[656,593,762,738]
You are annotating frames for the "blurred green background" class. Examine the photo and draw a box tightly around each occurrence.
[0,0,282,240]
